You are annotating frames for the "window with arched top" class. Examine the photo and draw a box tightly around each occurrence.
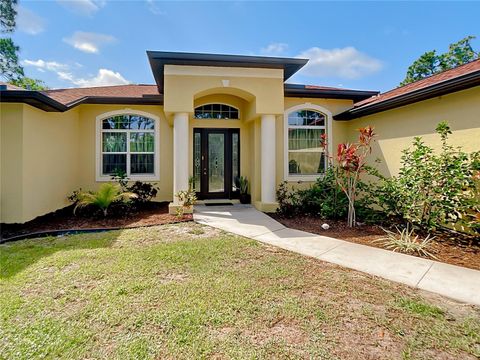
[194,104,239,119]
[286,108,327,178]
[96,112,160,181]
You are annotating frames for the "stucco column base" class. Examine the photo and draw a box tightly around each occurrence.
[253,201,279,213]
[168,203,193,215]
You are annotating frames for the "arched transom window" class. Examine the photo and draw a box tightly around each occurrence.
[287,109,326,176]
[98,114,158,179]
[194,104,239,119]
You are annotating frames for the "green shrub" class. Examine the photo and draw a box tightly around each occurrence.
[296,169,349,219]
[111,169,159,205]
[376,121,479,234]
[276,181,300,218]
[72,183,137,217]
[276,168,380,222]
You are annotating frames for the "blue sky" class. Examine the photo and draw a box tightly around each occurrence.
[10,1,480,92]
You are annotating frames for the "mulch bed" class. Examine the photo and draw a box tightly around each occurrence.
[270,214,480,271]
[1,202,192,241]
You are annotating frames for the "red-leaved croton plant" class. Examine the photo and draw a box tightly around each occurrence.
[320,126,376,227]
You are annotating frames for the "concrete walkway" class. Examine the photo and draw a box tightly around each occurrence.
[194,204,480,306]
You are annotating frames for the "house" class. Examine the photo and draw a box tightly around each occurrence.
[1,52,479,224]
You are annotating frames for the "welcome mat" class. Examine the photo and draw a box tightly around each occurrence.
[204,202,233,206]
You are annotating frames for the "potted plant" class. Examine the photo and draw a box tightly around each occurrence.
[238,176,251,204]
[175,177,197,216]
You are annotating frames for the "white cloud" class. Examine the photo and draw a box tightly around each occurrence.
[56,0,106,16]
[297,47,383,79]
[261,43,288,56]
[16,6,45,35]
[23,58,129,88]
[63,31,116,54]
[146,0,165,15]
[23,59,69,72]
[58,68,129,87]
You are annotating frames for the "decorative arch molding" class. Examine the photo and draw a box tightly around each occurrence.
[283,103,333,182]
[95,108,161,182]
[193,87,255,102]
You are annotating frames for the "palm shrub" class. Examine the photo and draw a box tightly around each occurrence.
[73,183,137,217]
[374,224,437,258]
[376,122,479,235]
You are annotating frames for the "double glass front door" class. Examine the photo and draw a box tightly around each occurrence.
[193,128,240,199]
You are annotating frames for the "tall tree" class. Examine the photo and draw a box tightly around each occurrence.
[0,37,23,81]
[0,0,48,89]
[400,36,479,86]
[0,0,17,33]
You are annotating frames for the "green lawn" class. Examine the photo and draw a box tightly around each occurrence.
[1,223,479,359]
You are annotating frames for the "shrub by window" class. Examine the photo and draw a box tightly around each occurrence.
[100,114,157,178]
[287,109,326,176]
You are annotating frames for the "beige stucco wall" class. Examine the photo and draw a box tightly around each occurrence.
[345,86,480,178]
[76,104,172,201]
[3,82,479,224]
[164,65,285,117]
[1,104,24,223]
[0,103,80,223]
[21,106,80,222]
[0,103,171,224]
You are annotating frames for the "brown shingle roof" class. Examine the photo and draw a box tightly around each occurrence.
[334,59,480,120]
[354,59,480,108]
[43,84,160,105]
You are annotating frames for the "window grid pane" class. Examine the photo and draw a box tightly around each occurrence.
[130,132,154,152]
[131,154,154,174]
[194,104,239,119]
[103,154,127,174]
[101,114,156,176]
[103,133,127,152]
[288,109,327,176]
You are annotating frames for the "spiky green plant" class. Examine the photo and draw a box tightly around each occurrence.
[374,224,437,259]
[73,183,137,217]
[238,176,249,195]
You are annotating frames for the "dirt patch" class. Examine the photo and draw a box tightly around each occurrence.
[270,214,480,271]
[1,202,192,240]
[156,272,189,284]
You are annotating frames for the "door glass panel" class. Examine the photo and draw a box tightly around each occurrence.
[193,132,201,192]
[208,133,225,192]
[232,133,239,191]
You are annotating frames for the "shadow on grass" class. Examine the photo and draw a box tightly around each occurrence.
[0,230,118,279]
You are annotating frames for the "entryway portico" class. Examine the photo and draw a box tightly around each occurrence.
[146,51,308,214]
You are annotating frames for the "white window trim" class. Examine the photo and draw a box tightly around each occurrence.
[193,103,240,119]
[95,109,161,182]
[284,103,333,182]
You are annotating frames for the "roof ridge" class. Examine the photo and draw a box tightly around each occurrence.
[45,83,157,93]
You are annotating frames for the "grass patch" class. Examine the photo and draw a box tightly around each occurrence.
[1,223,479,359]
[395,297,445,318]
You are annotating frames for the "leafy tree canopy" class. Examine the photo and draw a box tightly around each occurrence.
[0,0,48,89]
[10,76,48,90]
[0,0,17,33]
[0,37,23,81]
[400,36,479,86]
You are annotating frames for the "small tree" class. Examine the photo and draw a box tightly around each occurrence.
[321,126,376,227]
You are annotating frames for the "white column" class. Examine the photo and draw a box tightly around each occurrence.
[173,112,189,204]
[261,114,276,203]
